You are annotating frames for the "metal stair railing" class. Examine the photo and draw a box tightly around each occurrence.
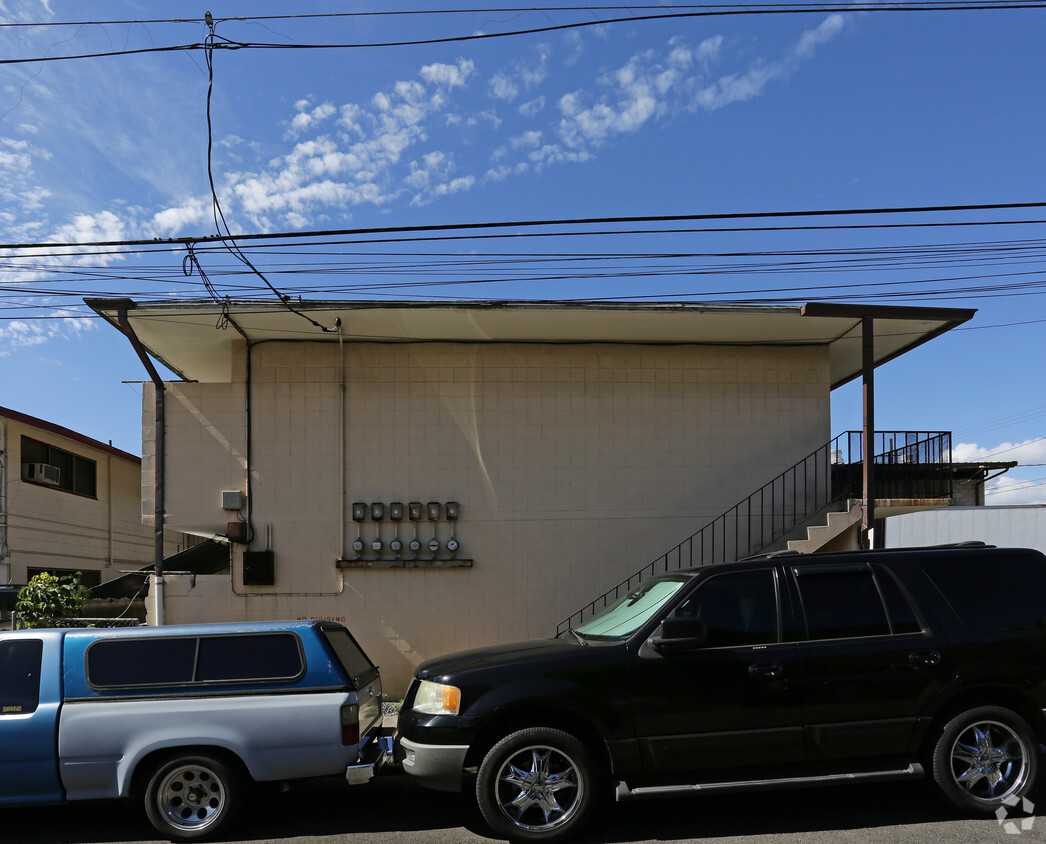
[555,430,951,634]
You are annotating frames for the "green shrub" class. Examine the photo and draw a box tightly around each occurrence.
[16,572,92,628]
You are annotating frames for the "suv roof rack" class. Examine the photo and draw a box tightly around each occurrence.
[738,540,993,563]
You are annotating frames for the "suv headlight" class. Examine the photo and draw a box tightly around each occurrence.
[413,680,461,715]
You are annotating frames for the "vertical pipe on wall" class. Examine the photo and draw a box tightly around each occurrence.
[106,301,167,626]
[0,415,10,585]
[337,321,346,560]
[107,454,114,569]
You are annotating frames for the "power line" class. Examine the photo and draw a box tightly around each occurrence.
[2,2,1045,63]
[6,3,1042,29]
[2,201,1046,253]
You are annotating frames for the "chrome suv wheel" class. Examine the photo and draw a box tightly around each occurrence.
[476,727,600,842]
[932,706,1038,815]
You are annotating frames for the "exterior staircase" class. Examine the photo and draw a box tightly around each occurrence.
[785,502,864,554]
[556,431,952,634]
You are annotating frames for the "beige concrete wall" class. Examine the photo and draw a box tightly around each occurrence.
[4,417,154,584]
[150,340,831,694]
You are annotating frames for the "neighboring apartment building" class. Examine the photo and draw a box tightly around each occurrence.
[0,406,189,622]
[87,299,975,693]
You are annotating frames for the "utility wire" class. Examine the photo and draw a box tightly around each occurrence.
[5,3,1044,29]
[2,2,1045,63]
[2,201,1046,253]
[199,12,334,333]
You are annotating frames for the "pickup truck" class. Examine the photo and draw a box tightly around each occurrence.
[0,619,390,841]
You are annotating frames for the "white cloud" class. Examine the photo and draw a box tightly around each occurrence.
[221,60,488,228]
[406,150,476,205]
[695,15,846,112]
[952,438,1046,505]
[985,474,1046,506]
[695,62,780,112]
[519,96,545,117]
[148,198,211,237]
[513,130,543,150]
[556,60,660,150]
[420,59,475,88]
[795,14,846,59]
[0,310,97,358]
[528,143,591,171]
[953,438,1046,465]
[490,73,519,102]
[0,320,48,349]
[50,211,126,246]
[289,100,337,134]
[489,46,550,105]
[412,175,475,206]
[486,163,530,182]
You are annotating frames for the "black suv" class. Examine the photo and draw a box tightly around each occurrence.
[396,543,1046,842]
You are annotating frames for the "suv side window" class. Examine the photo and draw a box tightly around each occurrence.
[794,565,892,640]
[874,564,923,634]
[671,569,778,648]
[923,553,1046,632]
[0,639,43,715]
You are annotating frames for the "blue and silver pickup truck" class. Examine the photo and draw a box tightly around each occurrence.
[0,619,389,841]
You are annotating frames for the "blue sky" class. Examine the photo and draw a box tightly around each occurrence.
[1,1,1045,504]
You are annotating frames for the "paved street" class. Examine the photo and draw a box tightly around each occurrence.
[4,772,1046,844]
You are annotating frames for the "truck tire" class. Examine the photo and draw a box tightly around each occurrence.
[144,753,241,841]
[476,727,600,843]
[931,705,1038,816]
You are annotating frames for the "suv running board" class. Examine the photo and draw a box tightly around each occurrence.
[615,762,924,801]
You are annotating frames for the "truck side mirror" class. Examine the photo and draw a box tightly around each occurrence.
[651,617,708,654]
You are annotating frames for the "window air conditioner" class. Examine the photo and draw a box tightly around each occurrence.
[22,462,61,485]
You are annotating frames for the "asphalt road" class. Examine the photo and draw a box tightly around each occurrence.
[4,772,1045,844]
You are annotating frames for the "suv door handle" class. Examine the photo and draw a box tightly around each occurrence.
[748,662,784,680]
[909,649,941,668]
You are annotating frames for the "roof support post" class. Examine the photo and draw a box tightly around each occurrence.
[862,316,876,549]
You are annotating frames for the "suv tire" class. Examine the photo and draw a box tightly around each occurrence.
[931,705,1038,815]
[476,727,600,843]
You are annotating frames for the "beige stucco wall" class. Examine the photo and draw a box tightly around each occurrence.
[3,416,153,584]
[146,340,831,694]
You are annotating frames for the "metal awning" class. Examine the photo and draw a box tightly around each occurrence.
[85,298,975,389]
[92,539,230,599]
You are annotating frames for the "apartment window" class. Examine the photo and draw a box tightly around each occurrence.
[21,436,97,497]
[26,568,101,588]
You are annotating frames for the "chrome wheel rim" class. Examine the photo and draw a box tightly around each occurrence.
[494,744,583,832]
[950,719,1031,804]
[154,762,227,833]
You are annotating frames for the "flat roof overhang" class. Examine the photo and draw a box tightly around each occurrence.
[85,299,975,388]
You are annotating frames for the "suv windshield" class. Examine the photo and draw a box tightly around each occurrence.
[574,574,691,641]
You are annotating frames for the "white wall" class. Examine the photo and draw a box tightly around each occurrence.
[148,339,832,693]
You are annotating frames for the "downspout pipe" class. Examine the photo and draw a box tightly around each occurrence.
[85,298,167,625]
[0,415,9,586]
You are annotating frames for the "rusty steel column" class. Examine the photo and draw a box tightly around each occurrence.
[862,315,875,548]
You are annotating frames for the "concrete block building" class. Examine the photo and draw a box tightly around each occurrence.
[0,406,195,622]
[88,299,974,693]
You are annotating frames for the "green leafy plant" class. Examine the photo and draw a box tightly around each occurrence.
[16,571,92,628]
